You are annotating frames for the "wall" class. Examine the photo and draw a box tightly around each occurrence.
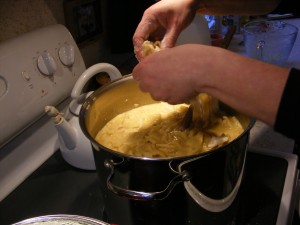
[0,0,135,70]
[0,0,64,41]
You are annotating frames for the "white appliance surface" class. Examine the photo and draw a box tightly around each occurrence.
[248,147,298,225]
[0,24,86,201]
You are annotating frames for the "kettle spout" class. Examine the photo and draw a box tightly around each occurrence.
[45,106,77,150]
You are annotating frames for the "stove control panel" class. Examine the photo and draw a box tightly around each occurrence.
[0,24,86,148]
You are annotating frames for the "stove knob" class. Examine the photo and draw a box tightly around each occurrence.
[58,44,75,67]
[37,52,57,76]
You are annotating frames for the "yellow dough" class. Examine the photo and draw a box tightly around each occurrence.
[95,97,244,158]
[141,40,161,58]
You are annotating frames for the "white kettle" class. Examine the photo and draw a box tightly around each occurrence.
[45,63,123,170]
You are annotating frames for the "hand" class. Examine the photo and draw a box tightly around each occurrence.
[132,0,198,61]
[133,44,208,104]
[132,43,289,127]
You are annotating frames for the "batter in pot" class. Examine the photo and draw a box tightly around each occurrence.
[95,94,244,158]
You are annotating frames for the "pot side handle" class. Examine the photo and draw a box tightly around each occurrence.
[180,154,245,212]
[71,63,122,100]
[104,159,190,201]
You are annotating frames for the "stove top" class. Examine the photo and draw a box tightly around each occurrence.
[0,147,298,225]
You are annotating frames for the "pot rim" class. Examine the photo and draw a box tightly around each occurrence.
[80,75,256,161]
[12,214,110,225]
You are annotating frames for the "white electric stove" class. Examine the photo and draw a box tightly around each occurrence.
[0,24,86,201]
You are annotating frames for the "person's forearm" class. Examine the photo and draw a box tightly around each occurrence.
[194,0,281,16]
[196,47,289,126]
[132,43,290,127]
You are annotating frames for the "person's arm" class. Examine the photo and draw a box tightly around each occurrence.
[132,44,290,127]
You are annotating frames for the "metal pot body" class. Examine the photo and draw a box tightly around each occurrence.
[79,74,254,225]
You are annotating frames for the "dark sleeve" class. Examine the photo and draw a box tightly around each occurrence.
[272,0,300,16]
[274,68,300,142]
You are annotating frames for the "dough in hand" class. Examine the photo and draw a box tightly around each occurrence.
[142,40,161,58]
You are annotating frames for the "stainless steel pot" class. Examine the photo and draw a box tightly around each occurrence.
[75,63,255,225]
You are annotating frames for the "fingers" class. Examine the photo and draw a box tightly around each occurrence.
[132,65,140,82]
[132,23,147,61]
[132,61,154,95]
[133,37,144,61]
[161,26,180,49]
[133,62,193,105]
[133,13,159,61]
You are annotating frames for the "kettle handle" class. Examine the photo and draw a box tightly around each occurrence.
[104,159,190,201]
[71,63,122,100]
